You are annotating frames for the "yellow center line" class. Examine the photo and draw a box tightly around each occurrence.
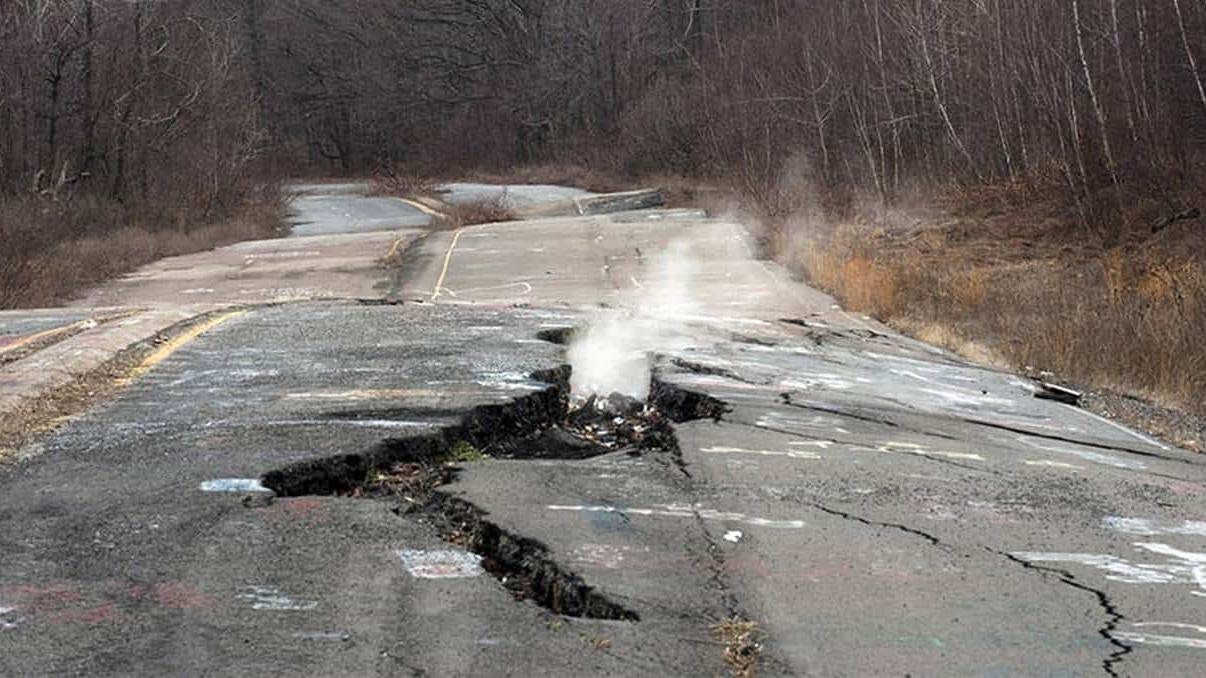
[385,233,407,260]
[394,197,445,218]
[0,310,138,358]
[431,228,466,302]
[117,310,247,386]
[0,324,76,356]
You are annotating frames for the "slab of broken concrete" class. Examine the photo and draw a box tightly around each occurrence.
[517,188,666,218]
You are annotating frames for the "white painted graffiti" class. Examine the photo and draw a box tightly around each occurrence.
[1012,542,1206,596]
[568,544,641,570]
[1016,437,1145,471]
[701,446,821,460]
[1104,517,1206,537]
[1023,459,1083,470]
[1115,622,1206,651]
[237,586,318,611]
[548,504,806,529]
[779,375,854,391]
[877,441,984,462]
[789,440,835,449]
[755,412,850,436]
[396,549,484,579]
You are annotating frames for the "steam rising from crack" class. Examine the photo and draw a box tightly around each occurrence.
[568,239,702,400]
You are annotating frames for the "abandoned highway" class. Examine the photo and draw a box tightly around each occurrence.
[2,183,1205,677]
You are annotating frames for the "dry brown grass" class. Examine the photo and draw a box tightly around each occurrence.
[0,191,284,309]
[785,197,1206,417]
[441,197,517,228]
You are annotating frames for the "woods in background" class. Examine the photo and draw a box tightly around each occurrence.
[3,0,1206,227]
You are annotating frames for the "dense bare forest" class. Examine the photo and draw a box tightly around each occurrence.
[6,1,1206,212]
[3,1,1206,420]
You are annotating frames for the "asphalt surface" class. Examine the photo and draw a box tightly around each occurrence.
[436,183,594,209]
[286,182,596,238]
[73,231,419,309]
[0,311,98,344]
[2,186,1206,676]
[287,183,432,238]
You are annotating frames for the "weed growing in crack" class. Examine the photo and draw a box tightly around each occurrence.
[448,440,489,462]
[711,617,764,678]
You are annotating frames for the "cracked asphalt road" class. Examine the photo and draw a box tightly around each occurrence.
[2,185,1206,676]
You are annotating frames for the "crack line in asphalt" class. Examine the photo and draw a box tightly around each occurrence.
[779,397,901,429]
[794,500,1134,677]
[959,416,1197,466]
[804,502,944,547]
[991,549,1133,677]
[779,394,968,443]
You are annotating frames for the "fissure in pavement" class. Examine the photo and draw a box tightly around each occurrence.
[258,354,726,622]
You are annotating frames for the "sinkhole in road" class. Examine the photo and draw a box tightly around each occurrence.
[258,332,726,621]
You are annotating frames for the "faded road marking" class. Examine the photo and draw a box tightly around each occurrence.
[118,310,247,385]
[442,281,533,298]
[237,586,317,611]
[1023,459,1083,470]
[702,446,821,460]
[200,479,272,493]
[549,504,806,529]
[1113,630,1206,650]
[1105,517,1206,537]
[1017,437,1146,470]
[790,440,835,449]
[396,549,483,579]
[878,442,984,462]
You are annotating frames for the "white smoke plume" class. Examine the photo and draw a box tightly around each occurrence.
[567,239,702,400]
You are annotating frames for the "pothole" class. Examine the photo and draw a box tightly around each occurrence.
[258,357,724,622]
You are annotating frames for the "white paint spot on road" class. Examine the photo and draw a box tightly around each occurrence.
[724,530,744,543]
[200,478,272,493]
[237,586,317,611]
[396,549,483,579]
